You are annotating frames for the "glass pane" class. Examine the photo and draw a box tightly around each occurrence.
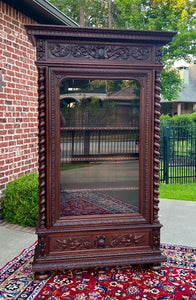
[60,79,140,216]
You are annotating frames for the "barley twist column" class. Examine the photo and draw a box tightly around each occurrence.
[38,67,46,229]
[153,71,161,223]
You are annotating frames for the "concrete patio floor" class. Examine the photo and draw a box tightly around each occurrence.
[0,198,196,269]
[159,198,196,247]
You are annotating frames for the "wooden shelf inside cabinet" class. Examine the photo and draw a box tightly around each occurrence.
[61,187,140,192]
[60,126,139,162]
[60,126,140,130]
[25,24,176,280]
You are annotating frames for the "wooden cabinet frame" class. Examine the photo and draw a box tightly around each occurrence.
[26,25,175,280]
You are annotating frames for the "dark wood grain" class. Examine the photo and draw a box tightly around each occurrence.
[25,25,176,279]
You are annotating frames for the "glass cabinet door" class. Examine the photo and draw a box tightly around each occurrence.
[60,79,140,217]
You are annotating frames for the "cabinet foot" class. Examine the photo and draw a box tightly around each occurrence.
[151,263,162,271]
[34,271,51,280]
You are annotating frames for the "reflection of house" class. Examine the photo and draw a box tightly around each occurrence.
[60,79,106,104]
[108,86,140,125]
[108,86,139,103]
[161,64,196,116]
[0,0,77,198]
[61,83,139,104]
[60,92,107,103]
[60,81,140,127]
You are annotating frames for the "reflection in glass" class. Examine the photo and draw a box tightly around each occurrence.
[60,79,140,216]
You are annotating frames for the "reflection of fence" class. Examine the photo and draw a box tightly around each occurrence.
[160,122,196,184]
[60,127,139,163]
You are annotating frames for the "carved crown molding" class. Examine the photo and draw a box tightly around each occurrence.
[35,40,163,66]
[48,43,152,62]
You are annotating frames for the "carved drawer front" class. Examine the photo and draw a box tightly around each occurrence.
[49,231,150,255]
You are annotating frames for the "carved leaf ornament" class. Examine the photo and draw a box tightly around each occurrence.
[110,234,145,247]
[49,44,150,61]
[54,233,145,251]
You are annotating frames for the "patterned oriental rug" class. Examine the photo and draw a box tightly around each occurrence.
[60,190,139,216]
[0,243,196,299]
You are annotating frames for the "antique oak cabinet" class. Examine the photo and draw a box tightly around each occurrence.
[26,25,175,280]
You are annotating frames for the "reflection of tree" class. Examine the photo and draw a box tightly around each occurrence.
[60,99,76,127]
[87,80,106,92]
[74,97,116,126]
[60,79,140,96]
[106,80,124,95]
[128,81,140,117]
[60,79,140,127]
[88,79,139,96]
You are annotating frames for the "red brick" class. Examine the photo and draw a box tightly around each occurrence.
[4,87,13,94]
[0,162,6,169]
[8,141,16,146]
[0,130,7,135]
[5,124,14,129]
[5,169,14,176]
[16,140,24,145]
[0,2,39,196]
[3,50,12,58]
[14,157,20,162]
[8,129,14,134]
[1,177,8,184]
[1,142,9,148]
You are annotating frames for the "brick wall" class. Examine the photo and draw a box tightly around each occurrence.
[0,2,38,200]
